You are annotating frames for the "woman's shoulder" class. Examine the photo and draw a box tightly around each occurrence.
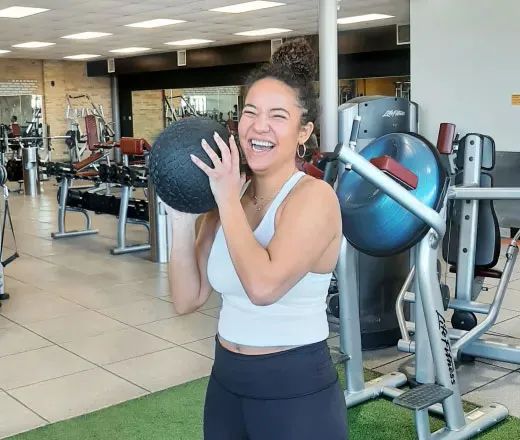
[283,174,340,217]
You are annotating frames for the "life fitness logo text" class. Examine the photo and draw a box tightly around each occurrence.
[382,110,406,118]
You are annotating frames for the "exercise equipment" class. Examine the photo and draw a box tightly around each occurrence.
[0,164,19,309]
[396,123,520,368]
[328,96,419,350]
[110,138,151,255]
[337,132,445,257]
[333,111,509,438]
[148,117,231,214]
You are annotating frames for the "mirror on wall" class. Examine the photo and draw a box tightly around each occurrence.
[0,94,43,136]
[164,86,242,126]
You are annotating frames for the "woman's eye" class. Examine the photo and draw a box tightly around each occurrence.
[272,114,286,120]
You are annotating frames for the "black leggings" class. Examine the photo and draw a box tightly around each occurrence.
[203,336,348,440]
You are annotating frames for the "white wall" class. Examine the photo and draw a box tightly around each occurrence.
[410,0,520,151]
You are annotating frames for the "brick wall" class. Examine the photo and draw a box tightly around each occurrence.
[0,58,112,159]
[43,60,111,156]
[131,90,164,143]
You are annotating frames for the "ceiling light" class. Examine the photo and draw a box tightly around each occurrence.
[337,14,394,25]
[0,6,49,18]
[125,19,186,28]
[210,1,285,13]
[109,47,151,54]
[64,54,101,60]
[12,41,55,48]
[165,39,214,46]
[62,32,112,40]
[235,28,291,36]
[0,50,11,54]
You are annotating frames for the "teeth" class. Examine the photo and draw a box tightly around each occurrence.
[251,140,274,148]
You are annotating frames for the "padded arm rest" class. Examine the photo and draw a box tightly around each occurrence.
[73,151,104,171]
[370,155,418,190]
[437,123,456,155]
[302,162,324,179]
[119,137,151,156]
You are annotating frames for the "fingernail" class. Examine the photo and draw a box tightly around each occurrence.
[213,131,219,139]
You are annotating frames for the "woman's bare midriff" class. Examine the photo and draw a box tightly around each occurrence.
[218,334,300,355]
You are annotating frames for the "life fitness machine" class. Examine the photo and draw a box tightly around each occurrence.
[326,96,419,351]
[331,110,509,438]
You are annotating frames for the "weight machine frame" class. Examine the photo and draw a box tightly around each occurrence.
[333,112,508,439]
[396,133,520,366]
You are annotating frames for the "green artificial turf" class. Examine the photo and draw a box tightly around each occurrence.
[9,367,519,440]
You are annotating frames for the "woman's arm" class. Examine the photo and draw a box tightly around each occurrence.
[218,179,341,306]
[167,209,219,314]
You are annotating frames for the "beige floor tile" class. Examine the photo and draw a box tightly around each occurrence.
[105,346,213,392]
[183,337,216,359]
[25,309,129,344]
[98,298,179,326]
[138,312,218,345]
[0,345,95,390]
[0,315,13,328]
[0,323,53,358]
[57,288,153,310]
[0,391,47,438]
[0,291,86,325]
[9,368,148,423]
[62,327,175,365]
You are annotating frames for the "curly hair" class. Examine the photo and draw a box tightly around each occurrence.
[244,37,319,129]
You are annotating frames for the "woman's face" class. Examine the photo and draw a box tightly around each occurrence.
[238,77,313,174]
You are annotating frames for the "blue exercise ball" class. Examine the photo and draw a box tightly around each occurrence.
[337,132,446,257]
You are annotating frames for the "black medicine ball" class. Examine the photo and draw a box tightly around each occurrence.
[148,117,231,214]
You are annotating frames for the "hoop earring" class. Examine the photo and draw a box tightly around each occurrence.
[297,143,307,159]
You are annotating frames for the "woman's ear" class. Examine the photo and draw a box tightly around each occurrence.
[298,122,314,145]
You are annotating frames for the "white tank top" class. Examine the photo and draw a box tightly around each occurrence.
[207,171,332,347]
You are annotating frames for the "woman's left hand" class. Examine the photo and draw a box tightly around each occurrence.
[190,132,246,207]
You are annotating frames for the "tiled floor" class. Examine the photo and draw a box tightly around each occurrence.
[1,181,520,438]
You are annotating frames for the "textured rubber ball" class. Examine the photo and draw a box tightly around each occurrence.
[148,117,232,214]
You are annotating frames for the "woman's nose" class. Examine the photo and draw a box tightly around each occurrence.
[252,113,269,132]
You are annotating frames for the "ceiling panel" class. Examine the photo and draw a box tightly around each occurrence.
[0,0,410,59]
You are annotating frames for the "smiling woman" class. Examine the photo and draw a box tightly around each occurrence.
[166,37,348,440]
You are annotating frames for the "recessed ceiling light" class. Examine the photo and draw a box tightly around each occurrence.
[337,14,394,25]
[125,19,186,28]
[235,28,291,36]
[0,6,49,18]
[62,32,112,40]
[64,54,101,60]
[12,41,55,48]
[210,1,285,13]
[0,50,11,54]
[109,47,151,54]
[165,39,214,46]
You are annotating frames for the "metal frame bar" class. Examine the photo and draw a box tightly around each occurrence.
[110,184,151,255]
[51,177,98,239]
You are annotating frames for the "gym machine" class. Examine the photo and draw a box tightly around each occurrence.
[332,110,509,438]
[0,163,19,309]
[396,123,520,367]
[326,95,419,350]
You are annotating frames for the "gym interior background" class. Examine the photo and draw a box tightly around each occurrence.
[0,0,519,439]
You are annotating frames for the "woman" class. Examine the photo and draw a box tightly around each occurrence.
[167,38,348,439]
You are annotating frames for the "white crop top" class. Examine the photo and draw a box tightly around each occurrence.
[206,171,332,347]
